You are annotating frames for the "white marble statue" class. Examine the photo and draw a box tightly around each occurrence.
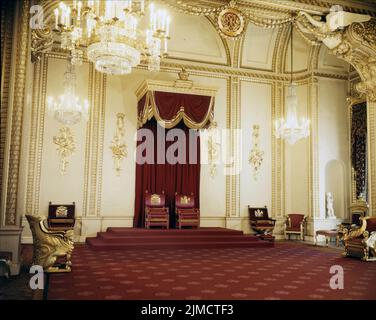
[326,192,336,219]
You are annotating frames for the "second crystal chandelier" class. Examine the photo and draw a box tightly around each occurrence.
[274,20,310,145]
[53,1,171,75]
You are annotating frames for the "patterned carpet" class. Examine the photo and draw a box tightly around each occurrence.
[48,243,376,300]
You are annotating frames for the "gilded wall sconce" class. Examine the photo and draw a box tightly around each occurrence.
[248,125,264,180]
[53,127,76,175]
[207,121,220,178]
[110,113,128,176]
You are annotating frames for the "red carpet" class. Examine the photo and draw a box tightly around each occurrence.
[48,242,376,300]
[86,227,273,250]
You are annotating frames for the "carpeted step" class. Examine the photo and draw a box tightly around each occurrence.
[86,238,273,250]
[96,233,260,243]
[86,227,274,250]
[106,227,244,236]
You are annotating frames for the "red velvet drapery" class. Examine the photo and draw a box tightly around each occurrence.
[134,119,200,228]
[134,91,213,228]
[137,91,214,129]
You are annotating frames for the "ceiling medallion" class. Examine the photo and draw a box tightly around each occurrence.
[217,2,245,39]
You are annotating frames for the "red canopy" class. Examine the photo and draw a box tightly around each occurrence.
[137,90,215,129]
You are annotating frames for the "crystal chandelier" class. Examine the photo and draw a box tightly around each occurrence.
[47,60,89,125]
[53,1,171,74]
[274,22,310,145]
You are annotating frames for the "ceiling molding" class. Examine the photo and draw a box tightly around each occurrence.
[162,0,376,16]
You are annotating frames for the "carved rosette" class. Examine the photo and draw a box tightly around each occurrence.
[248,125,264,180]
[53,127,76,175]
[110,113,128,176]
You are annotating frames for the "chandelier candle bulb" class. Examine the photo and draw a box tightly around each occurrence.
[77,1,82,20]
[66,6,71,27]
[54,8,59,29]
[166,16,170,37]
[59,3,65,25]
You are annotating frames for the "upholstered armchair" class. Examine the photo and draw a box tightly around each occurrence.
[248,206,276,235]
[145,191,169,229]
[284,214,306,241]
[175,193,200,229]
[343,217,376,261]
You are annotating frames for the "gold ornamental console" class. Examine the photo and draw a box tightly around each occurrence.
[26,214,74,273]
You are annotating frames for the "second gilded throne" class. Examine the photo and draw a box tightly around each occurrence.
[175,193,200,229]
[145,190,169,229]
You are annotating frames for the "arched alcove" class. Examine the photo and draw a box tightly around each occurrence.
[325,160,347,219]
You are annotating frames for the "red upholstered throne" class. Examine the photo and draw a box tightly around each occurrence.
[145,191,169,229]
[284,213,306,240]
[175,193,200,229]
[248,206,276,235]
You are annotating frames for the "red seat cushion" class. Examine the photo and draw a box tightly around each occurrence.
[286,227,301,232]
[253,222,274,227]
[366,218,376,232]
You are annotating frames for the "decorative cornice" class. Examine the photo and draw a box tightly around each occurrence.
[135,78,218,101]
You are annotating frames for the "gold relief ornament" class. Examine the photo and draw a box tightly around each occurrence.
[181,196,191,204]
[248,125,264,180]
[217,1,245,39]
[110,113,128,176]
[53,127,76,175]
[207,121,220,178]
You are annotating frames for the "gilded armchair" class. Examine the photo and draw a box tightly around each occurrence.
[343,217,376,261]
[145,191,169,229]
[340,199,369,231]
[284,214,306,241]
[175,193,200,229]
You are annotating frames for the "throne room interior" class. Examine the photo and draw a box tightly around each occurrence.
[0,0,375,301]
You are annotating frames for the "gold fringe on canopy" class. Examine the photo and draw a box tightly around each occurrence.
[137,91,215,129]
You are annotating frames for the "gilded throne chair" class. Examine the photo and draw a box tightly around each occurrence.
[175,193,200,229]
[284,214,306,241]
[26,203,76,273]
[340,199,369,232]
[248,206,276,235]
[145,191,169,229]
[343,217,376,261]
[47,202,76,229]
